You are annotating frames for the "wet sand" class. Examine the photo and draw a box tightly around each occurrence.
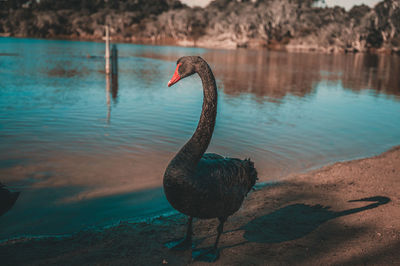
[1,146,399,265]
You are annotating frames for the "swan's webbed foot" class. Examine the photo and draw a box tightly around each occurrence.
[164,238,193,251]
[192,247,219,262]
[192,217,225,262]
[165,216,193,251]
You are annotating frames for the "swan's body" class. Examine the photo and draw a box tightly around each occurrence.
[163,56,257,261]
[164,153,256,219]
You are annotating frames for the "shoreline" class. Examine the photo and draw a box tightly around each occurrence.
[2,35,400,56]
[1,145,399,265]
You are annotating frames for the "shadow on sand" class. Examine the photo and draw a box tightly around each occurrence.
[242,196,390,244]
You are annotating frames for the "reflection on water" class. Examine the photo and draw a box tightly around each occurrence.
[135,49,400,99]
[106,74,111,124]
[111,73,119,102]
[0,37,399,239]
[209,50,400,98]
[105,65,119,123]
[206,50,318,99]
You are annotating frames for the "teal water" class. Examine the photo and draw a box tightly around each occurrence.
[1,37,400,239]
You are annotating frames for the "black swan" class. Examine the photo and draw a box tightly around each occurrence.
[163,56,257,261]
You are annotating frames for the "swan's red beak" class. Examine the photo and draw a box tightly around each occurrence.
[168,63,182,87]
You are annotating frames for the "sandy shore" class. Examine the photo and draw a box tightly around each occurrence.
[1,146,399,265]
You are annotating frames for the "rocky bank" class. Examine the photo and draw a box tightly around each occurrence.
[1,0,400,53]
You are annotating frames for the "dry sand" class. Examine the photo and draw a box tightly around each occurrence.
[1,146,399,265]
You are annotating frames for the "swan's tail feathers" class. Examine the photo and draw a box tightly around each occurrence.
[243,158,258,194]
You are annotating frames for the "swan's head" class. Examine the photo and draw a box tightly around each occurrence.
[167,56,202,87]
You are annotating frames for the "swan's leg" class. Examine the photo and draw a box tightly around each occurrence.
[192,217,226,262]
[165,216,193,250]
[213,217,225,249]
[185,216,193,243]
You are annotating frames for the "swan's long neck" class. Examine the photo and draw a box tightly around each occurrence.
[169,62,217,174]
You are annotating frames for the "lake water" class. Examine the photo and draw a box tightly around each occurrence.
[1,37,400,240]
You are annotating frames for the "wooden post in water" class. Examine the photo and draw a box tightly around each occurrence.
[105,25,110,75]
[111,44,119,100]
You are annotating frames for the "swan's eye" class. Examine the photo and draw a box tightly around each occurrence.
[168,63,182,87]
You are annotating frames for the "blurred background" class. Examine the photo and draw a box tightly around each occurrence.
[1,0,399,52]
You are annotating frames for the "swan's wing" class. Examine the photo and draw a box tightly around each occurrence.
[202,153,224,160]
[176,156,257,218]
[193,156,256,202]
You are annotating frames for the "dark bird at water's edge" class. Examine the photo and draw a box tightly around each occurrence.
[0,183,20,216]
[163,56,257,262]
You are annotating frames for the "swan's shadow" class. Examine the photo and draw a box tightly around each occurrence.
[232,196,390,245]
[168,196,390,262]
